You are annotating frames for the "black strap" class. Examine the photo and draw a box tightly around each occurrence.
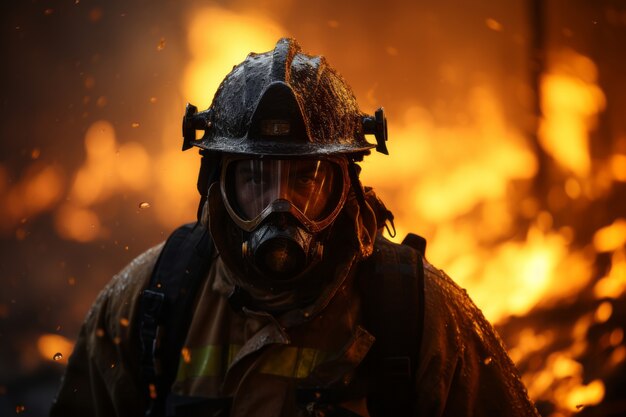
[139,222,215,417]
[359,234,426,417]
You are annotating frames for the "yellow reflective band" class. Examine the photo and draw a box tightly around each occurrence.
[176,344,333,382]
[258,346,332,379]
[176,344,242,382]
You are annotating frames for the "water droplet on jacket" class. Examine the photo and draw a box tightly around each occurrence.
[53,352,63,361]
[483,356,493,365]
[131,122,140,128]
[138,202,150,209]
[157,38,166,51]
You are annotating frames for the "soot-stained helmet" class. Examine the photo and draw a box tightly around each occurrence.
[182,37,388,157]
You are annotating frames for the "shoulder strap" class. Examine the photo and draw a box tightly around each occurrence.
[359,233,426,417]
[139,222,215,417]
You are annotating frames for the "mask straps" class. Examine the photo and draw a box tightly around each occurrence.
[196,150,221,221]
[347,161,367,207]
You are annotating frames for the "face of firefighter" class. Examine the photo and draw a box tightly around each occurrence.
[220,155,350,279]
[233,159,337,221]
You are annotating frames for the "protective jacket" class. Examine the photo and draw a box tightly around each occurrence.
[50,227,540,417]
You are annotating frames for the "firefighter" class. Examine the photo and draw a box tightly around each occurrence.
[51,38,540,417]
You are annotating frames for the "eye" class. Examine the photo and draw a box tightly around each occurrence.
[295,170,316,186]
[251,173,264,185]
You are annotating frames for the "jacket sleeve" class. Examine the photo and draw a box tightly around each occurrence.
[50,244,163,417]
[49,311,117,416]
[415,262,540,417]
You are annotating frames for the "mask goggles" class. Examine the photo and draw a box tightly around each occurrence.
[220,155,350,234]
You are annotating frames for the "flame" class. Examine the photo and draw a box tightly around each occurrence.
[592,218,626,253]
[182,6,285,107]
[538,49,606,177]
[148,6,286,229]
[0,162,65,233]
[37,334,74,365]
[519,312,607,415]
[4,6,618,414]
[610,154,626,181]
[53,120,150,241]
[594,248,626,299]
[360,84,594,323]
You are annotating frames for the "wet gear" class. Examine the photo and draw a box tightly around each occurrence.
[182,38,387,157]
[136,221,424,416]
[51,38,539,417]
[186,38,388,281]
[50,228,540,417]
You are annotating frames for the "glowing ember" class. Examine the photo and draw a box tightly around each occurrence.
[485,18,503,32]
[157,37,166,51]
[181,347,191,364]
[37,334,73,365]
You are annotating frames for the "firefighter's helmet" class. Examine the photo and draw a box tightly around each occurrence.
[182,37,388,156]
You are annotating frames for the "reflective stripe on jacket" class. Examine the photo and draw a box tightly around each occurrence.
[50,238,539,417]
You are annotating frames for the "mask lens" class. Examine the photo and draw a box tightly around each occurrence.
[224,158,344,224]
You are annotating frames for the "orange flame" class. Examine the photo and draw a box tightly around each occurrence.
[0,162,65,233]
[53,120,151,241]
[539,49,606,178]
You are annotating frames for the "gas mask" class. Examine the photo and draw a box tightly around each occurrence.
[220,155,350,280]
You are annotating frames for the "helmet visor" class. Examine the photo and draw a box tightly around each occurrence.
[222,157,347,231]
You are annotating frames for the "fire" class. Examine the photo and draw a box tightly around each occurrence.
[538,49,606,178]
[53,120,150,241]
[359,83,594,323]
[592,218,626,253]
[594,248,626,299]
[149,6,286,229]
[0,162,65,233]
[182,6,285,107]
[2,4,620,415]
